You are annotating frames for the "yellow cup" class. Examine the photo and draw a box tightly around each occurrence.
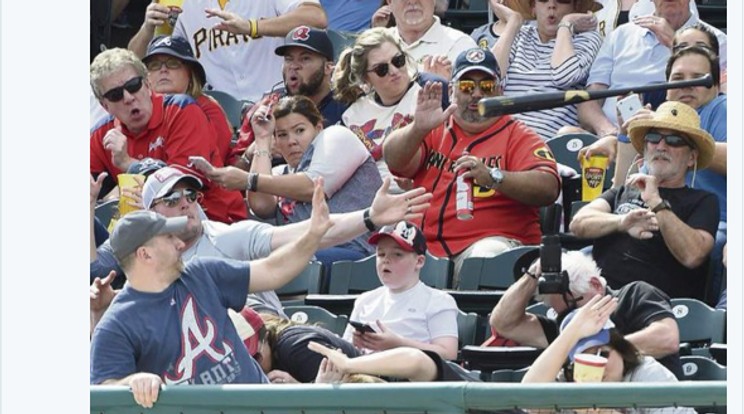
[117,174,145,217]
[573,353,607,383]
[581,155,609,201]
[153,0,185,36]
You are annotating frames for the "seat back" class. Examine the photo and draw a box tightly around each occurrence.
[490,366,530,382]
[680,355,727,381]
[525,302,554,319]
[205,90,245,145]
[328,252,453,294]
[457,310,482,349]
[276,261,325,297]
[284,305,349,336]
[458,246,540,291]
[671,298,726,347]
[95,199,119,230]
[326,29,357,61]
[547,133,598,173]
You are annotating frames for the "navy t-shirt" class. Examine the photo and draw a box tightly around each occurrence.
[90,257,269,385]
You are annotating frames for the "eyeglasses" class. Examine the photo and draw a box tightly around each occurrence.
[367,53,406,77]
[146,58,184,72]
[644,131,692,148]
[536,0,573,4]
[153,188,202,208]
[101,76,145,102]
[457,79,497,94]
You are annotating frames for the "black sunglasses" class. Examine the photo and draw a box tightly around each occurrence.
[102,76,145,102]
[644,131,692,148]
[153,188,201,208]
[367,53,406,77]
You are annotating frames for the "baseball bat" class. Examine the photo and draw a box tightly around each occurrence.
[478,74,713,117]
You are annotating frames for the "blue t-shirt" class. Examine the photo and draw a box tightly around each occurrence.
[90,257,268,385]
[687,93,726,223]
[320,0,379,33]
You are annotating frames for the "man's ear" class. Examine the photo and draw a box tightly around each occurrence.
[415,254,425,270]
[588,276,604,294]
[688,148,699,168]
[325,61,335,77]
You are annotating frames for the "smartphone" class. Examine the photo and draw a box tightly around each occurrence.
[616,94,642,122]
[187,156,214,173]
[349,320,376,334]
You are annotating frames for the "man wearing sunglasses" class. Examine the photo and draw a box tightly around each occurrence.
[570,101,719,301]
[384,48,560,286]
[90,48,248,225]
[90,181,334,409]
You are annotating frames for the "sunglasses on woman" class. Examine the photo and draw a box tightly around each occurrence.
[644,131,692,148]
[153,188,202,208]
[457,79,497,94]
[367,53,406,77]
[146,57,184,72]
[102,76,145,102]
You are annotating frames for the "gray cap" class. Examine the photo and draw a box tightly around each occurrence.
[110,210,188,262]
[142,166,203,210]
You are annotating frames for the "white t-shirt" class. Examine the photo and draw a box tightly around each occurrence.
[173,0,319,101]
[623,357,697,414]
[343,281,458,348]
[391,17,477,68]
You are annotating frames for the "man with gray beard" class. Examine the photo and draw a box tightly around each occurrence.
[570,101,719,300]
[383,48,560,286]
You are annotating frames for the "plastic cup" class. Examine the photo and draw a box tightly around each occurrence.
[573,353,607,383]
[581,155,609,201]
[117,174,145,217]
[154,0,185,36]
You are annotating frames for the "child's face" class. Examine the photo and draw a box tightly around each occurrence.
[375,238,423,293]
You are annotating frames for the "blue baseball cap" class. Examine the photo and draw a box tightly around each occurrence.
[560,308,615,362]
[452,48,501,82]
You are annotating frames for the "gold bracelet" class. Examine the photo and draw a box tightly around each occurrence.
[249,19,260,39]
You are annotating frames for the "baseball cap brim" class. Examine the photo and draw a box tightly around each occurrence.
[452,66,497,82]
[144,173,203,210]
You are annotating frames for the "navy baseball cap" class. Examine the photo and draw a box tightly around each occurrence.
[452,48,501,82]
[368,221,427,255]
[143,35,206,86]
[127,157,168,177]
[275,26,334,61]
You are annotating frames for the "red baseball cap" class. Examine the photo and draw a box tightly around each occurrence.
[368,221,427,255]
[227,307,266,357]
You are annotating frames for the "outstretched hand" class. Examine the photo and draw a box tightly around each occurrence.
[308,341,352,376]
[562,294,618,341]
[369,178,432,226]
[191,157,249,191]
[412,81,457,134]
[308,178,334,239]
[205,8,251,34]
[90,270,118,313]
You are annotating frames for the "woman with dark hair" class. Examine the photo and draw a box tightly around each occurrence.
[333,27,450,193]
[523,295,695,413]
[672,23,726,92]
[194,95,383,265]
[142,35,233,165]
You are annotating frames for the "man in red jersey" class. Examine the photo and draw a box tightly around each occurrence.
[90,47,247,224]
[384,48,560,287]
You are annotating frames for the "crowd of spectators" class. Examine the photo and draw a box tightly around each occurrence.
[90,0,727,409]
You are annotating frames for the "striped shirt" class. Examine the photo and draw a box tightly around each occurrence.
[503,25,602,140]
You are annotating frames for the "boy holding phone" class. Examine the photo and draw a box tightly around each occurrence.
[343,221,459,360]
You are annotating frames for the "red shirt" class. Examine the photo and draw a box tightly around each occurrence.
[398,116,559,257]
[90,93,247,224]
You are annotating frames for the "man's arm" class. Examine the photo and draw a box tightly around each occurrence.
[576,83,617,137]
[383,81,457,178]
[624,318,679,358]
[570,197,660,240]
[102,373,163,409]
[490,275,549,348]
[487,169,559,206]
[270,178,432,250]
[654,208,715,268]
[248,179,333,293]
[205,3,327,37]
[127,2,170,57]
[708,142,726,175]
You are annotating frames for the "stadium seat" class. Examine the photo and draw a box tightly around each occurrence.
[461,345,543,372]
[205,89,245,145]
[680,355,726,381]
[671,298,726,353]
[327,252,452,294]
[283,305,349,336]
[326,29,357,61]
[489,366,530,383]
[547,133,598,173]
[457,246,539,291]
[525,302,553,319]
[276,261,325,306]
[95,199,119,230]
[457,310,483,349]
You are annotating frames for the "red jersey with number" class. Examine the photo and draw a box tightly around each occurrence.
[395,116,559,257]
[90,93,247,224]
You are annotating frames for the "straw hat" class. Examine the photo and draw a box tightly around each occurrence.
[627,101,715,170]
[516,0,602,15]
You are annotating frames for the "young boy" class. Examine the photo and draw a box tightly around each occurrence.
[343,221,459,360]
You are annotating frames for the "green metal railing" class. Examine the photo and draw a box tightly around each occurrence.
[91,381,726,414]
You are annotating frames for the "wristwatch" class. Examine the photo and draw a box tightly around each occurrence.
[651,199,671,213]
[557,21,575,35]
[488,167,505,189]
